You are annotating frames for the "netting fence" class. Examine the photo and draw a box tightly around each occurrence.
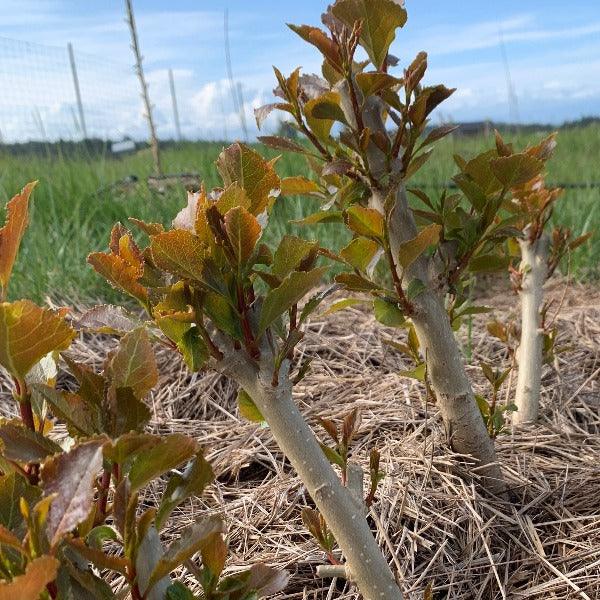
[0,35,247,146]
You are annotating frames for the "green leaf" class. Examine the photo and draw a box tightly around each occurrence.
[224,206,262,267]
[203,292,243,341]
[108,327,158,400]
[258,267,326,336]
[373,298,405,327]
[404,148,434,180]
[146,517,224,594]
[0,472,41,531]
[0,300,74,381]
[490,153,543,188]
[399,363,426,381]
[344,205,384,239]
[331,0,407,69]
[237,389,265,424]
[340,237,380,272]
[397,224,441,269]
[355,71,401,97]
[156,452,215,529]
[41,439,105,548]
[177,326,210,372]
[216,143,280,216]
[321,297,365,315]
[109,386,151,436]
[306,92,347,123]
[304,96,335,141]
[334,272,380,292]
[128,434,198,492]
[319,443,344,468]
[0,423,62,463]
[150,229,206,281]
[298,284,339,323]
[468,254,510,272]
[272,236,318,279]
[167,582,197,600]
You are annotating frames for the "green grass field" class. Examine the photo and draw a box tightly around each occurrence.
[1,124,598,303]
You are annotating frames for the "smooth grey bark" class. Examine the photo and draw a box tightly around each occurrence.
[371,187,506,495]
[513,233,549,424]
[335,79,505,494]
[216,344,402,600]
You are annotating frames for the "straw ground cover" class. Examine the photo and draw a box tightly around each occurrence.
[0,124,598,304]
[2,278,596,598]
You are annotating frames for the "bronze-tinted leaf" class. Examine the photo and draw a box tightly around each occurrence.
[490,153,544,188]
[0,181,36,296]
[87,252,148,302]
[0,300,75,380]
[0,423,62,463]
[279,176,320,196]
[108,327,158,400]
[215,183,251,215]
[344,205,384,239]
[331,0,407,69]
[150,229,206,281]
[224,206,261,266]
[41,439,105,548]
[216,143,280,216]
[397,223,441,269]
[287,24,342,71]
[0,555,59,599]
[258,135,306,154]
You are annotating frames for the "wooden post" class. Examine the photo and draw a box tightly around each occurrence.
[168,68,182,141]
[67,43,88,139]
[124,0,162,175]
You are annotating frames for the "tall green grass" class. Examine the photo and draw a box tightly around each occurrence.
[1,125,597,303]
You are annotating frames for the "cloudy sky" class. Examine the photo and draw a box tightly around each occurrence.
[1,0,599,142]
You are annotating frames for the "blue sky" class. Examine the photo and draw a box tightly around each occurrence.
[1,0,599,141]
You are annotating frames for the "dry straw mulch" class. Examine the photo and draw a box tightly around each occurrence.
[1,280,598,599]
